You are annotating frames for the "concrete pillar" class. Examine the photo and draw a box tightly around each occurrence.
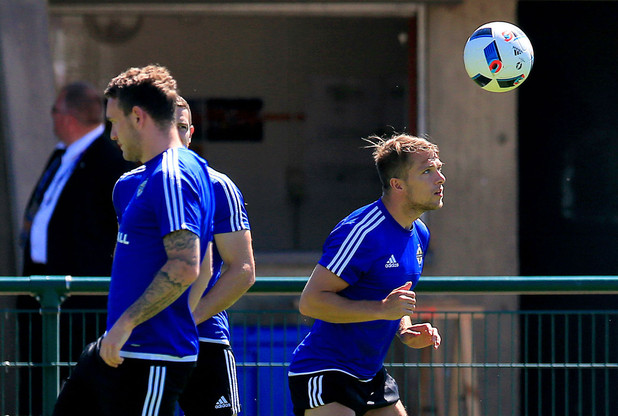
[0,0,56,275]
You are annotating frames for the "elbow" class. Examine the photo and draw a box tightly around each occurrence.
[240,262,256,289]
[168,261,201,287]
[219,261,255,295]
[188,262,201,284]
[298,298,309,317]
[298,294,315,318]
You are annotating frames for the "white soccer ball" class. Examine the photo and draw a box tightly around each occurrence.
[463,21,534,93]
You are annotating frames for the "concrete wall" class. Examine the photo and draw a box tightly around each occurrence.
[423,0,519,277]
[48,13,411,255]
[4,2,521,410]
[0,0,56,275]
[35,0,518,278]
[0,1,56,409]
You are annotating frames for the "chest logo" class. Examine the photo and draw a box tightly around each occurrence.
[385,255,399,268]
[416,244,423,266]
[136,179,148,197]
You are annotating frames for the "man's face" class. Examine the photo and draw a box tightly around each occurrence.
[400,150,446,215]
[106,97,141,162]
[51,93,72,144]
[175,106,193,147]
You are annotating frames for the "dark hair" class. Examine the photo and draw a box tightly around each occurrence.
[61,81,103,125]
[104,64,177,128]
[366,133,440,191]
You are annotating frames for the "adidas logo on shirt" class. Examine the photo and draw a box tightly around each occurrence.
[385,255,399,268]
[215,396,232,409]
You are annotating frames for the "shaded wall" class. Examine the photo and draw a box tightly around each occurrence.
[0,0,56,275]
[48,14,410,253]
[0,0,522,279]
[423,0,518,277]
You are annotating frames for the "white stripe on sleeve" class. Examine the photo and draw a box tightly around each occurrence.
[162,149,185,231]
[209,168,246,232]
[326,207,384,276]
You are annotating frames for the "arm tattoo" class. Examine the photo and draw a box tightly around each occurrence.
[163,229,200,269]
[123,230,200,327]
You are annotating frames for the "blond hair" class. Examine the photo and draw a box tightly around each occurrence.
[366,133,440,191]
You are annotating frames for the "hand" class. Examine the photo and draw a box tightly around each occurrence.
[99,321,133,368]
[380,281,416,320]
[399,322,441,349]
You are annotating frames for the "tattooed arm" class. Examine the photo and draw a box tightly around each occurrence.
[100,229,201,367]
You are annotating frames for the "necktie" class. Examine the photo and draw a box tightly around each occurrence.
[21,148,66,246]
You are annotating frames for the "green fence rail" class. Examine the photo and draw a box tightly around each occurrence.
[5,275,618,296]
[2,275,618,416]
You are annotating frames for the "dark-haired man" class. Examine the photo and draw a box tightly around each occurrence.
[53,65,215,416]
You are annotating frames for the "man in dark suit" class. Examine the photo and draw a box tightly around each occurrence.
[20,81,134,415]
[23,81,134,277]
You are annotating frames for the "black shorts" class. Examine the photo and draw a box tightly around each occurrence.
[178,342,241,415]
[53,338,195,416]
[288,367,400,416]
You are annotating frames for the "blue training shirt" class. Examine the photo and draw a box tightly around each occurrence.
[108,147,215,362]
[197,167,250,345]
[113,164,147,222]
[288,199,430,379]
[112,163,249,346]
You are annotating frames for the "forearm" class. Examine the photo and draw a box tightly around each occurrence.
[115,261,197,330]
[193,263,254,324]
[299,264,415,323]
[189,243,213,311]
[299,290,386,323]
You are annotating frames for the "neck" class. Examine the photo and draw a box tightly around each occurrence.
[140,126,184,163]
[381,193,421,230]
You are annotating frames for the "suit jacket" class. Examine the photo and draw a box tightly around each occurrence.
[23,132,135,277]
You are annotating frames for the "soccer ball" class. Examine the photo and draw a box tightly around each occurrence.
[463,21,534,93]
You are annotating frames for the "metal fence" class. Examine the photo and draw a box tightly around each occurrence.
[1,275,617,416]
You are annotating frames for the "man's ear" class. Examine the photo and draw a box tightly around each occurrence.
[389,177,403,192]
[131,106,146,127]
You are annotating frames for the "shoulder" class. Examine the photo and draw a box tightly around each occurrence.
[413,218,430,243]
[169,148,211,182]
[178,147,208,167]
[118,164,147,181]
[149,149,212,204]
[334,202,386,235]
[207,166,230,184]
[114,165,146,195]
[207,166,242,193]
[320,202,385,276]
[327,201,386,247]
[153,148,207,178]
